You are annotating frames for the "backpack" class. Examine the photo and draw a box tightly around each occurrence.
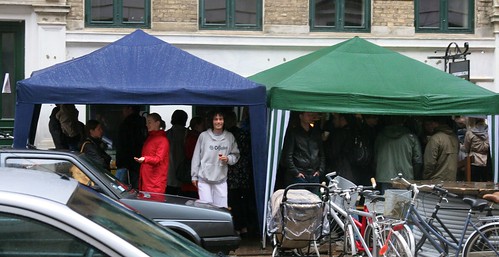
[347,133,372,167]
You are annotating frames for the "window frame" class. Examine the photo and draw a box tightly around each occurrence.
[85,0,151,28]
[309,0,371,32]
[415,0,474,33]
[199,0,262,30]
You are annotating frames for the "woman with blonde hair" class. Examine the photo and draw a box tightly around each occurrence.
[135,113,170,193]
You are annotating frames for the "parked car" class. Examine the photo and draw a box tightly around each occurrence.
[0,149,240,254]
[0,167,214,257]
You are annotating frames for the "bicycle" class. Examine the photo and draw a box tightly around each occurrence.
[325,172,412,257]
[392,174,499,257]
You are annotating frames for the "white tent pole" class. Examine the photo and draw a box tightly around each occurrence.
[261,108,289,248]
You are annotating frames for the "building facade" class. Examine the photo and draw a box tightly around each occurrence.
[0,0,498,147]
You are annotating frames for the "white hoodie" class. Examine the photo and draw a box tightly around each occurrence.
[191,129,240,184]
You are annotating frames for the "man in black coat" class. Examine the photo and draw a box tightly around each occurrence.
[115,106,147,189]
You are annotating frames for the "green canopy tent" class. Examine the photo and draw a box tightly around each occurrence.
[248,37,499,241]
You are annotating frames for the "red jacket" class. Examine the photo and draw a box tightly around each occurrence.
[139,130,169,193]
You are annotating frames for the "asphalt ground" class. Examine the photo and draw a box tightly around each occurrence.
[229,235,341,257]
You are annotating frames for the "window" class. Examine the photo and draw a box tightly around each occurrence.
[415,0,474,33]
[85,0,150,28]
[310,0,370,32]
[199,0,262,30]
[0,213,107,256]
[5,158,95,187]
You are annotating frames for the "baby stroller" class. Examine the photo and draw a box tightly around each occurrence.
[267,183,330,257]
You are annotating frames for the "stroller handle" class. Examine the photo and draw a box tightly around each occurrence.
[282,183,329,202]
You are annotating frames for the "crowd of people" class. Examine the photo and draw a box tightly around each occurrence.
[48,105,256,237]
[278,112,493,194]
[48,106,492,236]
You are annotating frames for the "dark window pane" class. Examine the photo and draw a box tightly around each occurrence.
[0,213,107,256]
[205,0,227,25]
[344,0,365,27]
[1,33,15,119]
[122,0,145,22]
[235,0,257,25]
[418,0,440,28]
[314,0,335,27]
[91,0,114,22]
[448,0,468,28]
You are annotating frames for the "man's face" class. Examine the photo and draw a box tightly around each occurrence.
[212,114,224,131]
[300,112,316,124]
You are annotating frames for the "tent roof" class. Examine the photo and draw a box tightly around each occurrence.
[249,37,499,115]
[18,30,265,106]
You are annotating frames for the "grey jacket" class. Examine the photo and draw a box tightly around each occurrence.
[374,125,422,183]
[191,129,240,184]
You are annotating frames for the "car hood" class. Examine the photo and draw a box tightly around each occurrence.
[120,191,233,222]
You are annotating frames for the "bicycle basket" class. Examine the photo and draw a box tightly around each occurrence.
[383,189,411,219]
[330,175,358,211]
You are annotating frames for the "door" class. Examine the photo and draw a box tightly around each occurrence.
[0,21,24,146]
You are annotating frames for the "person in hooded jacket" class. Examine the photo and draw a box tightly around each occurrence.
[134,113,169,193]
[191,110,240,208]
[462,117,492,181]
[374,116,422,193]
[423,116,459,181]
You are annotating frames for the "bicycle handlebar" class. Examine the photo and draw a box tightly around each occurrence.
[391,173,459,198]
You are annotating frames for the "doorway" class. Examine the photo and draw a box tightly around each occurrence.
[0,21,24,145]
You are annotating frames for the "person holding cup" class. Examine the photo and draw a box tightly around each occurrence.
[191,110,240,208]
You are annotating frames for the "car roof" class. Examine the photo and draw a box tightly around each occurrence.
[0,167,77,204]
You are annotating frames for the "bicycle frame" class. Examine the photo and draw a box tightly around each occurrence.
[406,201,473,256]
[329,195,380,256]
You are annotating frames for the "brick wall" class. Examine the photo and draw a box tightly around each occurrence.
[265,0,308,26]
[67,0,82,22]
[152,0,197,23]
[373,0,414,27]
[63,0,493,34]
[477,0,493,28]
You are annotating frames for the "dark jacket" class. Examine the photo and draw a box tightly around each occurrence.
[166,125,188,187]
[282,125,325,178]
[81,137,112,171]
[115,113,146,172]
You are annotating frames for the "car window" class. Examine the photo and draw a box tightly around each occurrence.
[69,185,212,257]
[5,158,96,187]
[0,212,108,256]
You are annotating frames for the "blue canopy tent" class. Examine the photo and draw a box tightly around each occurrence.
[14,30,268,228]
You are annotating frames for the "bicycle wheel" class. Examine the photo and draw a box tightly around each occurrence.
[398,224,415,256]
[462,222,499,257]
[378,230,413,257]
[343,223,357,255]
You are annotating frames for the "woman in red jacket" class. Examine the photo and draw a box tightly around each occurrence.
[135,113,169,193]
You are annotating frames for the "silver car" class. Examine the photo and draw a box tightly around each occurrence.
[0,149,240,254]
[0,167,214,257]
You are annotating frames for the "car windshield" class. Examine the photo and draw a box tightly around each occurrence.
[68,185,211,257]
[77,154,134,195]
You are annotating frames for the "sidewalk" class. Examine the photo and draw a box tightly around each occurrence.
[229,235,340,257]
[229,235,272,257]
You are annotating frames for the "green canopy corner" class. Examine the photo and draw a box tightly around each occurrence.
[249,36,499,115]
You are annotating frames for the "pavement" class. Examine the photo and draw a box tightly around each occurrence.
[229,234,340,257]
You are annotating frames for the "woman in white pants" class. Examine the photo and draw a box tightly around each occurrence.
[191,110,240,208]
